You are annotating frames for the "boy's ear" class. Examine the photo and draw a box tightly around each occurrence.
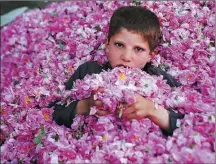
[105,38,109,52]
[150,50,158,59]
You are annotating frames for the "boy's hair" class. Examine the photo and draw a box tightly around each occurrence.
[108,6,161,52]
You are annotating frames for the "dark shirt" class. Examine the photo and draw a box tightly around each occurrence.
[51,61,184,136]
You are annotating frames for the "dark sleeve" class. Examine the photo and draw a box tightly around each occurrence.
[52,102,78,128]
[144,63,184,136]
[144,63,181,87]
[52,61,103,128]
[161,109,184,136]
[65,61,103,90]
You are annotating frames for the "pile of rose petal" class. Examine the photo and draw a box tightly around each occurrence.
[1,1,215,163]
[68,67,170,113]
[69,67,187,114]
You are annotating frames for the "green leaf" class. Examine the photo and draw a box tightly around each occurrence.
[34,126,45,144]
[40,126,45,136]
[194,132,198,136]
[34,135,42,145]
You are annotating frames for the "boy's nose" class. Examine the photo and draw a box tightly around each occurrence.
[121,51,133,62]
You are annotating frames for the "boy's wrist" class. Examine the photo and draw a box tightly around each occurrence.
[147,101,167,120]
[76,99,90,115]
[147,103,170,131]
[147,100,157,119]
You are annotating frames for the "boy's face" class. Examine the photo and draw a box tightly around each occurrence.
[106,28,153,69]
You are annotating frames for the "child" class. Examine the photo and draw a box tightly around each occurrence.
[51,6,184,136]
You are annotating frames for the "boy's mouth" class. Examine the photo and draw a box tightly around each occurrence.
[117,64,129,68]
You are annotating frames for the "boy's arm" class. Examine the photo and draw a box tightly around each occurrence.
[147,104,170,131]
[123,95,170,129]
[52,61,104,128]
[143,63,184,135]
[52,98,93,128]
[147,103,184,136]
[52,101,79,128]
[51,64,82,127]
[161,109,184,136]
[123,95,184,136]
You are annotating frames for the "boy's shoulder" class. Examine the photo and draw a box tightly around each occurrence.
[77,61,112,73]
[78,60,102,69]
[65,61,104,90]
[76,61,105,77]
[143,63,181,87]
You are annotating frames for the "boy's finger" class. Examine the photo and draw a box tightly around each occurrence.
[96,110,110,116]
[92,87,104,95]
[93,100,103,107]
[96,87,104,93]
[123,106,135,115]
[125,112,139,120]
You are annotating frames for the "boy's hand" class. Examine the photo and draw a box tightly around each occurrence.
[122,94,170,131]
[76,88,111,116]
[88,87,104,109]
[123,94,155,120]
[89,88,111,116]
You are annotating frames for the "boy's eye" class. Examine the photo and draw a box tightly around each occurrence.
[135,47,144,52]
[114,43,123,48]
